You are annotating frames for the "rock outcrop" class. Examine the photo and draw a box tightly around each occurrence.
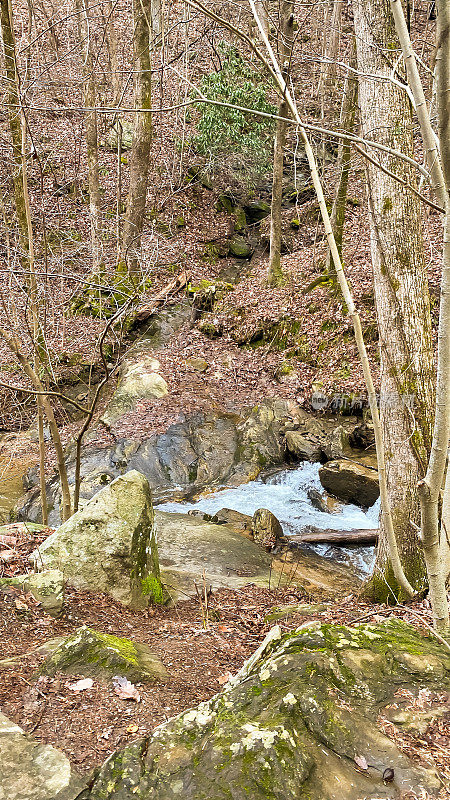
[319,459,380,507]
[29,471,163,609]
[78,619,449,800]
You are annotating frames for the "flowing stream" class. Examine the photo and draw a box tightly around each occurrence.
[158,462,380,575]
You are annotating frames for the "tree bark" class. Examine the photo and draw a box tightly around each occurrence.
[326,48,358,276]
[121,0,153,274]
[0,0,29,259]
[353,0,435,600]
[76,0,102,270]
[267,1,294,286]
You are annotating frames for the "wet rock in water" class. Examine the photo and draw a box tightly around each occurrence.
[0,569,64,617]
[80,619,448,800]
[29,471,163,610]
[251,508,283,550]
[319,458,380,507]
[284,430,322,462]
[37,626,167,683]
[0,712,84,799]
[321,425,353,460]
[306,487,328,513]
[349,421,376,450]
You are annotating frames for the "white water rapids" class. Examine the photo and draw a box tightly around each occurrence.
[158,462,380,574]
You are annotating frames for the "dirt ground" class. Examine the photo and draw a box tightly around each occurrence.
[0,540,449,793]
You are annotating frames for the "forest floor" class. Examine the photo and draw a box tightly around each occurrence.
[0,573,449,793]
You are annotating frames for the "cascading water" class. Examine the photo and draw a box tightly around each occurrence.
[158,462,380,574]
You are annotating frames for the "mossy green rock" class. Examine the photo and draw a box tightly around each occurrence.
[80,619,449,799]
[228,235,252,259]
[29,471,163,610]
[38,626,167,682]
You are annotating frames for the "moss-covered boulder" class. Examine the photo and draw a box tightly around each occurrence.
[319,459,380,508]
[29,471,163,609]
[228,235,253,258]
[38,626,167,682]
[80,619,449,799]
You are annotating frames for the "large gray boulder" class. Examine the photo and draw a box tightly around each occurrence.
[155,510,360,601]
[101,354,168,427]
[30,471,163,609]
[79,619,449,800]
[0,713,84,800]
[18,400,306,527]
[319,459,380,507]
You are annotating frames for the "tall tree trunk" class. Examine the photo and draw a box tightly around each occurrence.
[267,0,294,286]
[0,0,29,259]
[151,0,162,38]
[417,0,450,633]
[121,0,152,275]
[76,0,102,270]
[103,0,122,105]
[353,0,435,600]
[326,48,358,275]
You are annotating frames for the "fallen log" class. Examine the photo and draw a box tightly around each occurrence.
[288,528,378,546]
[132,270,188,324]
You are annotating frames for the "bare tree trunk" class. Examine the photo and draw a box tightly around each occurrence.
[416,0,450,633]
[267,0,294,286]
[76,0,102,270]
[151,0,162,38]
[353,0,435,601]
[0,0,29,259]
[317,0,343,101]
[121,0,152,274]
[103,0,121,105]
[0,327,72,522]
[326,49,358,275]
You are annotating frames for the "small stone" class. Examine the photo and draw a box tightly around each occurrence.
[186,357,208,373]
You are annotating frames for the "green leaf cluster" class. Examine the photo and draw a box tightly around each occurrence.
[193,45,276,174]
